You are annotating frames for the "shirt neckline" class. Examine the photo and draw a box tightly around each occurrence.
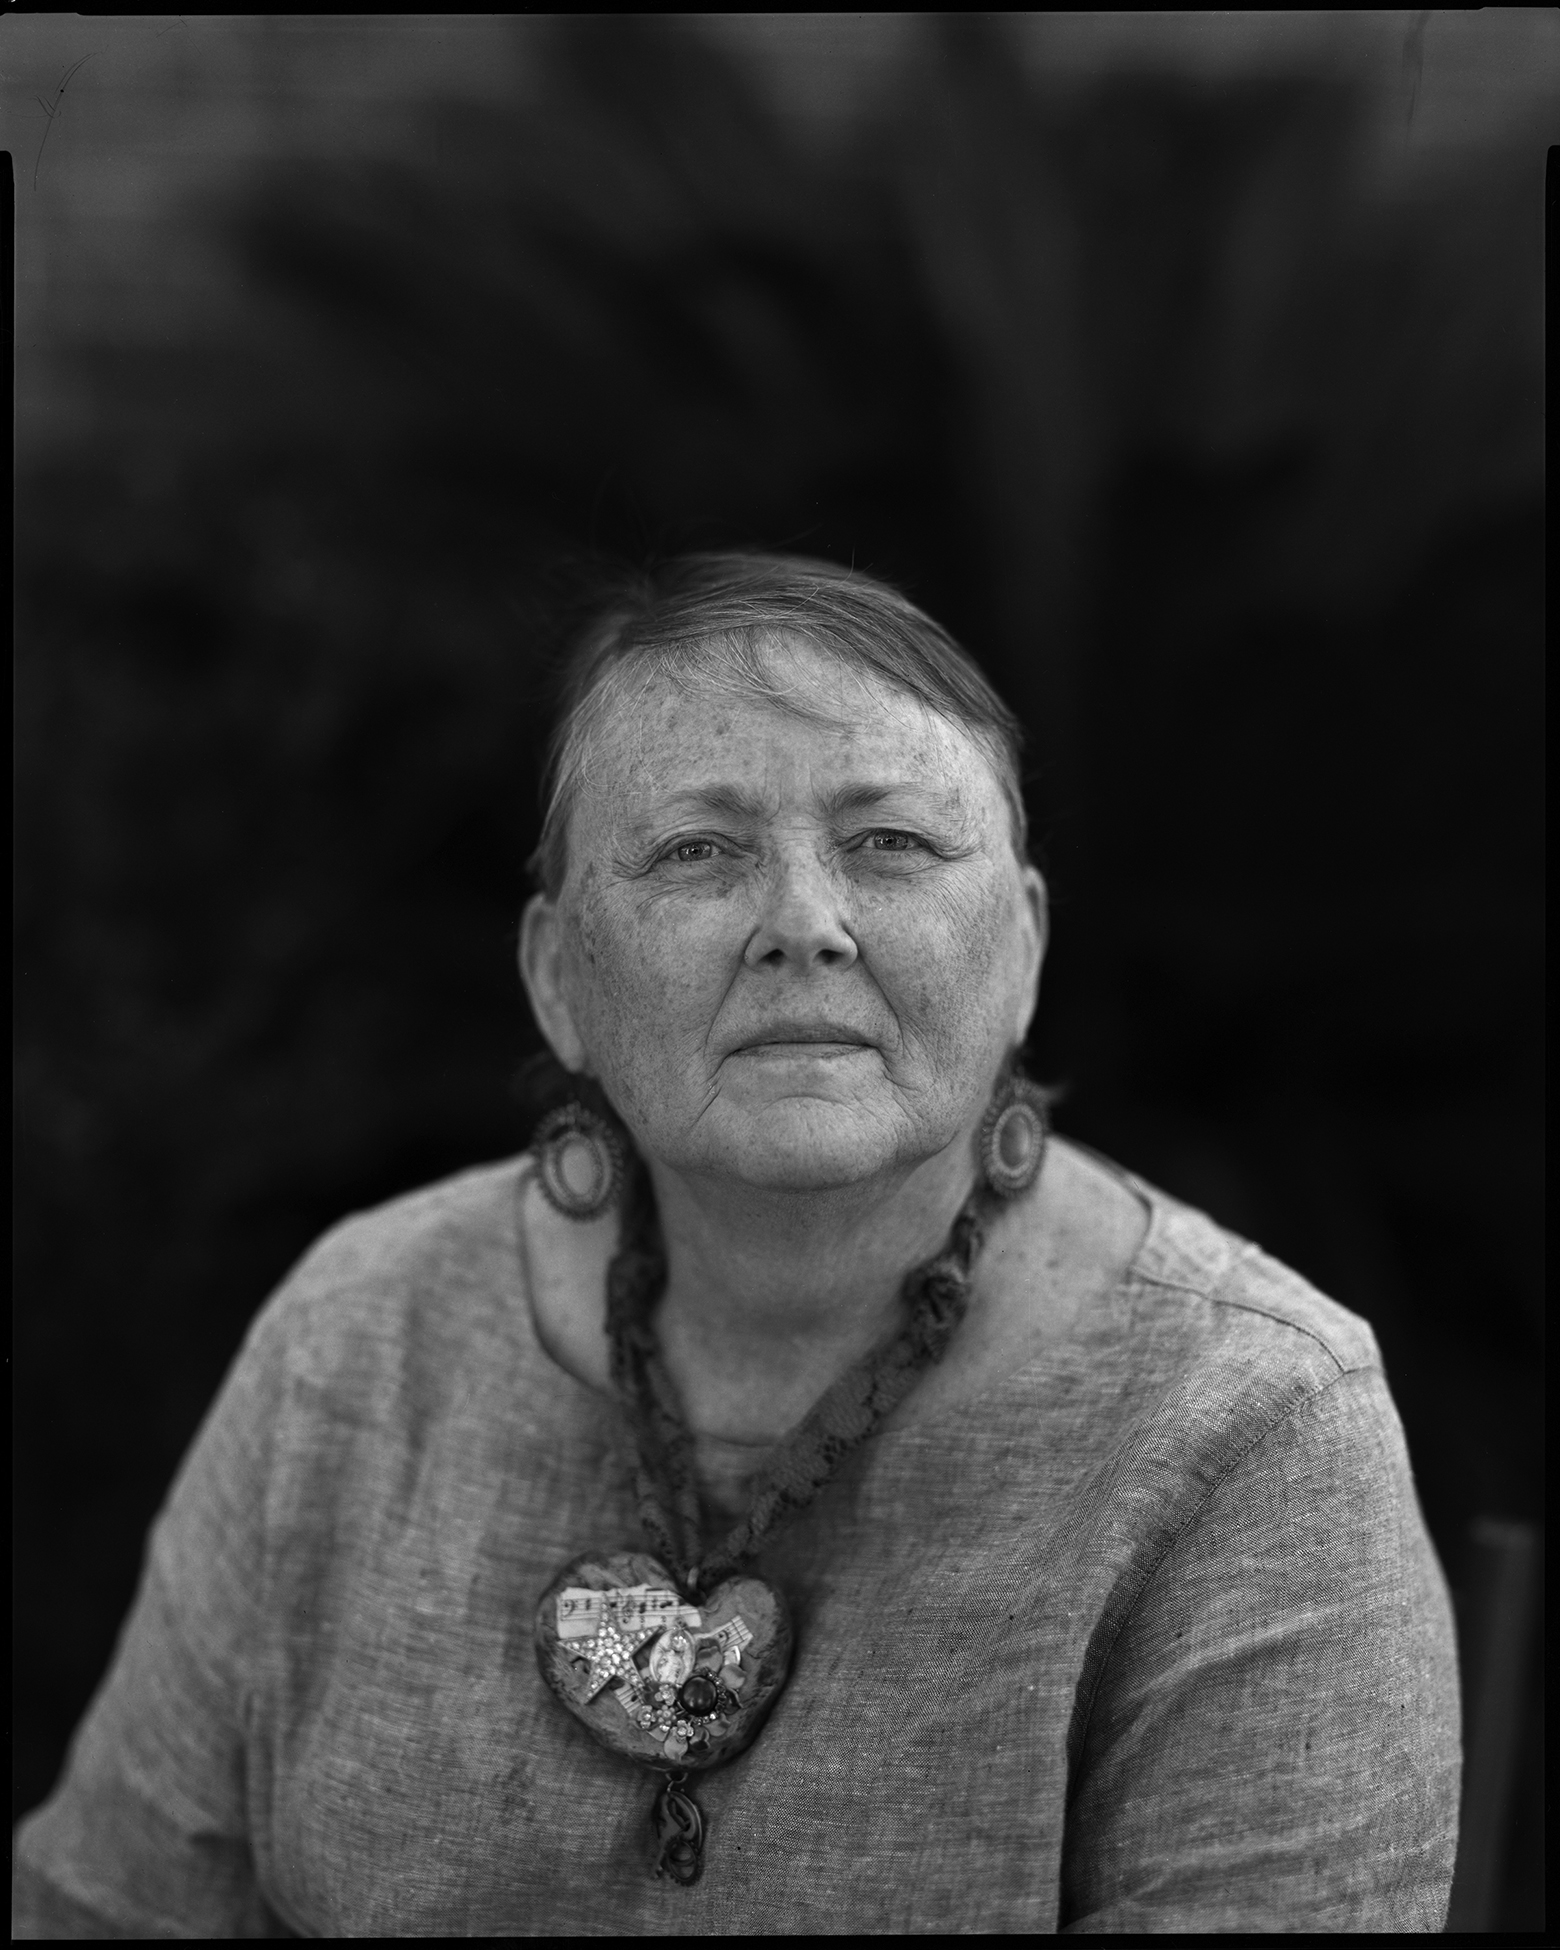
[507,1143,1232,1458]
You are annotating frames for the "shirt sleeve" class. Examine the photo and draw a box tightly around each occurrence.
[12,1306,296,1940]
[1059,1363,1461,1934]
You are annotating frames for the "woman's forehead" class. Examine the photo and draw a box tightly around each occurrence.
[583,656,991,818]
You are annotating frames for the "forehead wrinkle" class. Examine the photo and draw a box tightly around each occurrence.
[596,637,933,762]
[573,646,1012,862]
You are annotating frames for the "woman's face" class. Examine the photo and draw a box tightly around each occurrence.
[520,636,1046,1193]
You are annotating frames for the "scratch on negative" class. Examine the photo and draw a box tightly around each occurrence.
[33,55,93,193]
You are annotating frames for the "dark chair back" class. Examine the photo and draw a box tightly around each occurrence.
[1444,1517,1542,1932]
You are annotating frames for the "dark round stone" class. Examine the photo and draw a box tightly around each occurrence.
[678,1673,719,1717]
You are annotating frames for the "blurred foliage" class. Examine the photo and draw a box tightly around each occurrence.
[14,19,1543,1903]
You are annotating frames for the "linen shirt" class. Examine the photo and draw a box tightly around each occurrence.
[12,1148,1460,1935]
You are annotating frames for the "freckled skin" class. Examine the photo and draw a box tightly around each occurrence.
[526,646,1040,1188]
[519,636,1048,1438]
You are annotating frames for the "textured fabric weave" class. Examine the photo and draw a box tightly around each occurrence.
[12,1146,1460,1936]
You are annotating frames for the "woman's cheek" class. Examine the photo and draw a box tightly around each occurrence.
[563,902,652,1073]
[870,870,1007,984]
[575,895,724,1059]
[881,877,1020,1061]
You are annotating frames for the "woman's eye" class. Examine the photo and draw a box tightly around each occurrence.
[864,831,921,853]
[671,840,719,864]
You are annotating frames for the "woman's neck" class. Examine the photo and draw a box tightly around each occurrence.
[646,1139,979,1446]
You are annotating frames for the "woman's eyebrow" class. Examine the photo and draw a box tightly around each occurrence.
[819,782,956,819]
[637,784,772,824]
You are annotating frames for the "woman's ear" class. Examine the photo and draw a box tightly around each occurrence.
[518,894,588,1072]
[1015,866,1048,1044]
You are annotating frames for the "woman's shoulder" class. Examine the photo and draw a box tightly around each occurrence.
[1057,1146,1396,1491]
[1111,1155,1383,1382]
[238,1153,540,1399]
[286,1152,530,1287]
[143,1156,570,1605]
[941,1147,1410,1560]
[939,1136,1391,1467]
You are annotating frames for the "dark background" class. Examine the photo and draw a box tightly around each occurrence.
[10,13,1547,1926]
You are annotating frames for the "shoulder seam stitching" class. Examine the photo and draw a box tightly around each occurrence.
[1130,1247,1367,1370]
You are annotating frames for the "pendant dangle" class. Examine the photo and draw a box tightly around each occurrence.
[979,1074,1051,1199]
[650,1770,705,1885]
[534,1102,626,1220]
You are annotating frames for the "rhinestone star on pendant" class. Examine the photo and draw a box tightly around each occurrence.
[576,1610,659,1701]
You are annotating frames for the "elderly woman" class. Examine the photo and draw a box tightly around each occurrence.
[14,552,1459,1936]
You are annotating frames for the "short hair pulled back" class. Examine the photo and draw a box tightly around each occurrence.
[528,551,1028,898]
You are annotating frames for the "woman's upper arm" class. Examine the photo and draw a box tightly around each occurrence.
[11,1561,293,1939]
[12,1298,299,1939]
[1060,1363,1461,1935]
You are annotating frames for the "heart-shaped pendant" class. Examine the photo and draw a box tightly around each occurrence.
[535,1550,793,1772]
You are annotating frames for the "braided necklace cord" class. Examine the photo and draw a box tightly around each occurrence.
[605,1163,1000,1599]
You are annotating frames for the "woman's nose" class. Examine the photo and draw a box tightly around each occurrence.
[743,848,858,971]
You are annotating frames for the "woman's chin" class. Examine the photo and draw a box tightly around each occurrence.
[682,1100,920,1193]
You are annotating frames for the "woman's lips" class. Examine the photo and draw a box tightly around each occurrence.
[736,1040,870,1059]
[732,1020,875,1052]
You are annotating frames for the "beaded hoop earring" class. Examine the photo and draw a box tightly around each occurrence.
[533,1103,627,1220]
[979,1075,1051,1199]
